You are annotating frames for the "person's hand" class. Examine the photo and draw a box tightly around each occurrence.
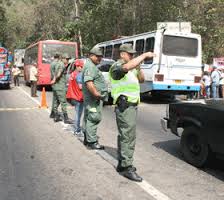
[144,52,156,58]
[50,78,55,85]
[95,92,102,100]
[100,92,108,102]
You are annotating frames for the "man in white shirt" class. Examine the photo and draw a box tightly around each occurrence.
[11,65,21,86]
[30,63,38,97]
[211,66,220,98]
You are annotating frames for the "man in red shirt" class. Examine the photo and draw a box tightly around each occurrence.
[66,59,84,135]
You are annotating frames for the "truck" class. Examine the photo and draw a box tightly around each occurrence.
[14,49,25,69]
[161,99,224,167]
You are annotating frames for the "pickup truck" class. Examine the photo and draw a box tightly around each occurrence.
[161,99,224,167]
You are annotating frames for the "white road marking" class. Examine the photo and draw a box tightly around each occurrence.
[19,86,173,200]
[0,107,37,111]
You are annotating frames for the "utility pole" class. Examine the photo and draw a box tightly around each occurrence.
[73,0,83,57]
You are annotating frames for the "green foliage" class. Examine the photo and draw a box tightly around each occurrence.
[1,0,223,63]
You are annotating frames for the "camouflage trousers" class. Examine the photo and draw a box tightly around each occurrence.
[82,100,103,143]
[52,89,67,114]
[115,106,137,168]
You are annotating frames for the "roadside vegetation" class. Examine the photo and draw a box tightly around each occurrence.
[0,0,223,63]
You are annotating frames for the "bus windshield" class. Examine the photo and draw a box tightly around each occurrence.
[162,35,198,57]
[42,43,76,64]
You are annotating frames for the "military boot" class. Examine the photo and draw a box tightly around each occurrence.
[63,113,73,124]
[54,112,62,122]
[49,111,55,118]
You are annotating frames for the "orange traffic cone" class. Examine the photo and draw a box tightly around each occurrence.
[39,87,48,109]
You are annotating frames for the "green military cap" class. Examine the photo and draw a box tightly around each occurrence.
[62,53,71,59]
[119,43,136,54]
[89,47,103,56]
[54,52,61,58]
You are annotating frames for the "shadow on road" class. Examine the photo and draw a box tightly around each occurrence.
[153,139,224,182]
[104,146,118,160]
[141,94,179,105]
[153,139,182,160]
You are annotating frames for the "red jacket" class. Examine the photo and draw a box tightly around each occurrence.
[66,71,83,102]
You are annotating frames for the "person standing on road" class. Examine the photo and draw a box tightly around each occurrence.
[201,71,211,98]
[11,65,21,87]
[50,53,61,119]
[218,68,224,98]
[211,66,220,98]
[66,59,84,136]
[29,63,38,97]
[51,53,73,124]
[82,47,108,150]
[109,43,156,182]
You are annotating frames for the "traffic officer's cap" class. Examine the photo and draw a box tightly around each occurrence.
[119,43,136,54]
[62,53,71,59]
[89,47,103,56]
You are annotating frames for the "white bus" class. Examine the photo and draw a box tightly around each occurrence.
[94,29,202,97]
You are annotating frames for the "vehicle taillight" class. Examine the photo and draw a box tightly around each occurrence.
[194,76,201,83]
[154,74,164,82]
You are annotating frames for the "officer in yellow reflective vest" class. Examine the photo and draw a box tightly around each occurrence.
[109,43,156,182]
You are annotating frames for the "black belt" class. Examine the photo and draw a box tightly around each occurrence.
[126,102,138,107]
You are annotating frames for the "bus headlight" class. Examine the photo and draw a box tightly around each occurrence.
[154,74,164,82]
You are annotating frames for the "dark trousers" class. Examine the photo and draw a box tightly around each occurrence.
[31,81,37,96]
[13,75,20,86]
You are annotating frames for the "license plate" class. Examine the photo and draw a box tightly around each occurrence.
[175,80,182,84]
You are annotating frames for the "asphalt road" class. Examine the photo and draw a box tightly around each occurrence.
[1,84,224,200]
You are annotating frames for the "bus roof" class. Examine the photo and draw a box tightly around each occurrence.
[95,30,200,46]
[96,31,157,46]
[26,40,77,49]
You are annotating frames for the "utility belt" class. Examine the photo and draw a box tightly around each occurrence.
[116,95,138,112]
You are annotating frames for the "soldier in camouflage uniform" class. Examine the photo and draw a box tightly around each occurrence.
[50,53,61,119]
[82,47,108,150]
[50,53,72,124]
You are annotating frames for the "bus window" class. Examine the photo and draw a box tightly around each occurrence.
[42,43,76,64]
[145,38,155,64]
[99,47,105,57]
[136,39,144,56]
[105,45,112,59]
[162,35,198,57]
[24,46,38,65]
[145,37,155,52]
[124,41,134,46]
[113,43,122,60]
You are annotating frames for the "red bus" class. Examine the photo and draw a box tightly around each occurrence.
[24,40,78,85]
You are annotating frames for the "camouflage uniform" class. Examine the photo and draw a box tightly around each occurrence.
[82,58,107,143]
[51,60,68,119]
